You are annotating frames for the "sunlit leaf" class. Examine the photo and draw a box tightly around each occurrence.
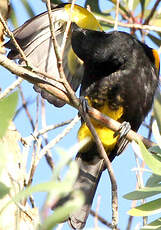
[150,13,161,27]
[85,0,102,14]
[0,182,10,199]
[141,217,161,229]
[109,0,130,17]
[148,34,161,47]
[152,121,161,150]
[132,0,141,11]
[154,93,161,133]
[146,174,161,187]
[20,0,35,18]
[0,142,7,176]
[0,91,18,138]
[140,0,152,14]
[149,146,161,156]
[128,198,161,216]
[138,140,161,176]
[9,3,18,28]
[40,190,84,230]
[13,181,74,204]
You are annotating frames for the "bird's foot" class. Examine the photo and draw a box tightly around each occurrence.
[114,121,131,155]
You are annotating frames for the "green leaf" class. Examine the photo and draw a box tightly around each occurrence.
[20,0,35,18]
[14,181,74,204]
[9,3,18,28]
[154,94,161,133]
[85,0,102,14]
[141,217,161,230]
[40,190,84,230]
[50,0,62,5]
[140,0,152,14]
[52,147,79,180]
[0,182,10,199]
[132,0,141,11]
[124,186,161,200]
[0,143,7,176]
[128,198,161,216]
[138,140,161,176]
[63,161,79,185]
[149,146,161,156]
[146,174,161,187]
[0,91,18,138]
[148,34,161,48]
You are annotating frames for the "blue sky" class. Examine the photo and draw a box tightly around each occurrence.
[1,0,161,229]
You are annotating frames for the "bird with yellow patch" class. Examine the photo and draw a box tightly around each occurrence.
[6,4,160,230]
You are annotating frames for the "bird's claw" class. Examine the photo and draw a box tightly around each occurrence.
[114,121,131,155]
[79,96,89,114]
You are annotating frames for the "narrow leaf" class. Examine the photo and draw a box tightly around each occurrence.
[154,94,161,133]
[148,34,161,48]
[138,140,161,176]
[14,181,73,204]
[146,174,161,187]
[124,186,161,200]
[20,0,35,18]
[141,217,161,229]
[0,182,10,199]
[128,198,161,216]
[0,91,18,138]
[41,190,84,230]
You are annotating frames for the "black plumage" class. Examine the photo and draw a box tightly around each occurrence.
[68,24,159,229]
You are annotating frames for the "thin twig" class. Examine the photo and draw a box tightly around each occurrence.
[46,0,79,108]
[0,13,29,66]
[18,85,35,131]
[41,98,54,170]
[27,136,42,186]
[60,0,76,56]
[143,0,161,25]
[38,115,80,162]
[114,0,120,30]
[90,209,115,229]
[96,16,161,33]
[0,77,23,100]
[32,119,74,138]
[147,115,154,139]
[94,195,101,229]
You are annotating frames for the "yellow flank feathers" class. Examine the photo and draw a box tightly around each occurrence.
[152,49,160,73]
[65,4,102,80]
[78,97,124,154]
[67,48,83,75]
[64,4,102,31]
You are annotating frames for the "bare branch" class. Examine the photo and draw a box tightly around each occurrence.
[38,115,80,162]
[90,209,115,229]
[45,0,79,108]
[0,13,29,66]
[41,98,54,170]
[114,0,120,30]
[0,77,23,100]
[96,16,161,33]
[144,0,161,25]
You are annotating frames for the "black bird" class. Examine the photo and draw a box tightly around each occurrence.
[68,24,160,229]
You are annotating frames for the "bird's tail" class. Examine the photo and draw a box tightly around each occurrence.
[68,146,105,229]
